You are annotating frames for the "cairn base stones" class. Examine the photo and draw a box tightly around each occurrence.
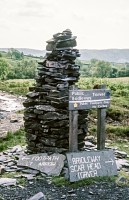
[24,30,88,154]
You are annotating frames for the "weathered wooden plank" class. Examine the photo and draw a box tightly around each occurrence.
[97,85,106,150]
[69,110,78,152]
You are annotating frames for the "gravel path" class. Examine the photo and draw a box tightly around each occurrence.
[0,178,129,200]
[0,91,24,138]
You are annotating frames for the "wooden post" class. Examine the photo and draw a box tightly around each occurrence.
[69,110,78,152]
[97,84,106,150]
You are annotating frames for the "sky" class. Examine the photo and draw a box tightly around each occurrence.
[0,0,129,50]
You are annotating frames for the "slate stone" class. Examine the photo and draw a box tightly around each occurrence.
[20,174,35,180]
[10,145,23,153]
[115,150,127,158]
[56,38,77,49]
[17,153,66,176]
[38,112,68,120]
[5,168,17,172]
[0,156,7,162]
[67,149,117,182]
[46,29,77,51]
[0,165,5,174]
[35,105,56,112]
[116,176,128,185]
[21,169,40,175]
[84,141,95,147]
[116,159,129,170]
[27,192,47,200]
[26,92,40,98]
[0,178,16,186]
[7,161,15,167]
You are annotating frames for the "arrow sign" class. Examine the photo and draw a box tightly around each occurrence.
[67,149,117,182]
[22,157,30,160]
[69,89,110,110]
[105,159,114,165]
[17,153,66,176]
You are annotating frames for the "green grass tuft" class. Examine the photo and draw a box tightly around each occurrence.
[0,79,35,95]
[106,125,129,137]
[0,128,26,152]
[52,176,116,187]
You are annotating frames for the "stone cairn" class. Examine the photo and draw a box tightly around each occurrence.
[23,29,88,154]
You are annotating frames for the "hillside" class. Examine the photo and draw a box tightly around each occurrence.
[80,49,129,63]
[0,48,45,58]
[1,48,129,63]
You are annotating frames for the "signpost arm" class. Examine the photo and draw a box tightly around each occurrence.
[97,84,106,150]
[69,110,78,152]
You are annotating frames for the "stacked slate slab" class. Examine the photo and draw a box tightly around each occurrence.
[24,29,88,154]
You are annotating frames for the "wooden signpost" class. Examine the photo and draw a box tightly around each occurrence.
[69,86,110,152]
[68,88,118,182]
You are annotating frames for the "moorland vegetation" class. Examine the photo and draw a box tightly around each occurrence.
[0,49,129,80]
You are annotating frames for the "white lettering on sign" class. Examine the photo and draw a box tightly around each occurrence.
[67,150,117,182]
[90,101,102,105]
[72,96,91,101]
[78,170,98,179]
[72,96,83,101]
[93,92,105,97]
[31,155,59,162]
[72,156,100,164]
[70,164,85,172]
[38,162,56,166]
[87,162,101,170]
[80,102,88,106]
[70,156,101,181]
[103,100,109,104]
[83,97,91,100]
[72,91,84,96]
[97,105,108,108]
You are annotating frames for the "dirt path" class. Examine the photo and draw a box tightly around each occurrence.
[0,91,25,138]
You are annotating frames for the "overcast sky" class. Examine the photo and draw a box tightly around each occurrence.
[0,0,129,50]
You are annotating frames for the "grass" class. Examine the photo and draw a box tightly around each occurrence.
[0,79,35,95]
[77,77,129,92]
[106,125,129,138]
[0,128,26,152]
[108,140,129,156]
[115,170,129,186]
[77,77,129,138]
[52,175,116,187]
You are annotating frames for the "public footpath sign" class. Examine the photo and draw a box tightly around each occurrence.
[17,153,65,176]
[66,149,117,182]
[69,89,110,110]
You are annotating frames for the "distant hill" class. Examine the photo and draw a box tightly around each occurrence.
[80,49,129,63]
[1,48,129,63]
[0,48,45,58]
